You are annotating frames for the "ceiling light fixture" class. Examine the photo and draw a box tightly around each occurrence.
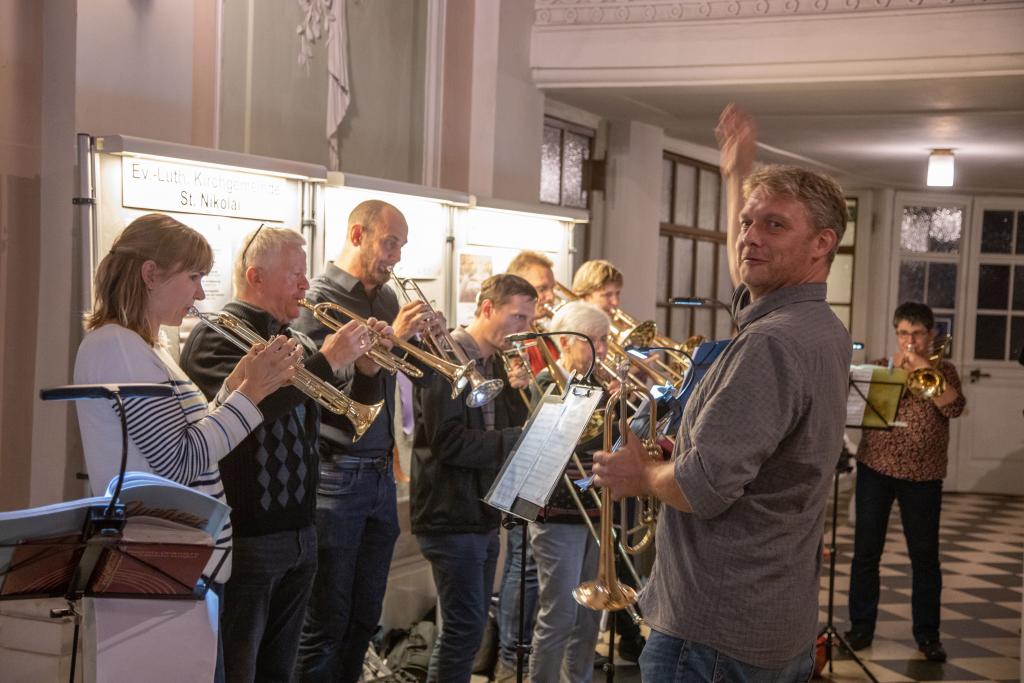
[927,149,955,187]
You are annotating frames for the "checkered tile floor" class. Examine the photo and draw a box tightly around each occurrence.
[821,486,1023,682]
[484,489,1022,682]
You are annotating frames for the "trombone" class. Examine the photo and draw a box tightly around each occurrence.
[906,334,952,400]
[189,308,383,441]
[298,299,478,394]
[389,272,503,408]
[573,377,639,614]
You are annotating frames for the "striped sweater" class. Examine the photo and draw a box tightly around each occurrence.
[74,323,263,581]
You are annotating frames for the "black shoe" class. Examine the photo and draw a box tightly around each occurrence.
[617,634,646,663]
[842,629,873,651]
[918,639,947,662]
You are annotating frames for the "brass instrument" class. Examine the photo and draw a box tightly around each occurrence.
[299,300,479,395]
[189,307,383,441]
[547,281,698,388]
[906,334,952,400]
[572,379,639,613]
[390,272,503,408]
[619,393,663,555]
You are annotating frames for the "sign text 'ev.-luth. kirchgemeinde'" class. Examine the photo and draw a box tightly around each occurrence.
[121,158,289,222]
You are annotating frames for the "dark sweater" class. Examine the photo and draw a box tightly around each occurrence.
[181,301,353,537]
[410,330,530,535]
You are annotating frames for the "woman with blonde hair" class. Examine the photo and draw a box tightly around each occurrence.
[74,213,299,583]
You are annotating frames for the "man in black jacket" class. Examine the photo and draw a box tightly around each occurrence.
[412,273,535,683]
[181,226,387,683]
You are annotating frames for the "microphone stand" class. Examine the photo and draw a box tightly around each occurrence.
[39,383,172,683]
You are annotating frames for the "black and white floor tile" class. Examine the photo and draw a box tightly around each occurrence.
[820,491,1023,682]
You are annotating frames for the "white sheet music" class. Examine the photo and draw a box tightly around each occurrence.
[488,401,564,510]
[846,365,875,426]
[486,385,604,518]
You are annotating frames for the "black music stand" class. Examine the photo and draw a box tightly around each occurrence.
[14,384,219,683]
[485,378,605,683]
[816,373,904,682]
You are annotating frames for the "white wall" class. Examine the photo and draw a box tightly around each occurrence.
[603,120,664,322]
[219,0,426,181]
[31,0,205,506]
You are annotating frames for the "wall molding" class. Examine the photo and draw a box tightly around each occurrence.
[535,0,1019,25]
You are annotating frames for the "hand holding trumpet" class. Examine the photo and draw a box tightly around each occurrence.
[225,335,303,404]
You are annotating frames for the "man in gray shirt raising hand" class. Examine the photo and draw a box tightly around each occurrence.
[593,105,851,682]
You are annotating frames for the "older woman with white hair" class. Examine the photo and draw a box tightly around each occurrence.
[526,300,611,683]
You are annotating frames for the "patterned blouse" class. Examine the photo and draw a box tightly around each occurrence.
[855,358,966,482]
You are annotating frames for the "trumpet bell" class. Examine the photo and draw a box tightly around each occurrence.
[620,320,657,348]
[348,399,384,442]
[465,375,504,408]
[572,580,638,612]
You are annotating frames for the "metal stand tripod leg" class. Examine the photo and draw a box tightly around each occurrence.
[818,464,879,682]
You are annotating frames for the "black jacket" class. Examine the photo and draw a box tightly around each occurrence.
[410,345,529,535]
[180,301,377,537]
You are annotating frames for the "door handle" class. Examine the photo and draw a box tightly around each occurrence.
[968,369,991,383]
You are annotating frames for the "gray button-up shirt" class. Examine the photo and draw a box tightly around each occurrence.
[639,282,851,669]
[292,263,397,461]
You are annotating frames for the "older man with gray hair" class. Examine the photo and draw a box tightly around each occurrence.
[181,226,385,682]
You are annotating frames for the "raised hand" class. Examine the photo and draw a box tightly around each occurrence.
[715,103,757,179]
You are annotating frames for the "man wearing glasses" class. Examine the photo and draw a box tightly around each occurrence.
[846,301,965,663]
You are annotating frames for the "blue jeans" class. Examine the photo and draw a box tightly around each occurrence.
[848,462,943,643]
[297,456,401,683]
[529,523,601,683]
[417,531,500,683]
[497,521,538,668]
[221,525,318,683]
[640,630,815,683]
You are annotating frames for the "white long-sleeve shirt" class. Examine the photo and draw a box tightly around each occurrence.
[74,323,263,581]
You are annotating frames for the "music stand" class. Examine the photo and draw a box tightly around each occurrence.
[817,371,905,682]
[6,384,221,683]
[486,378,604,683]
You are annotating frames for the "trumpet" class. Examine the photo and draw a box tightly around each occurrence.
[906,334,952,400]
[299,299,475,389]
[390,272,504,408]
[189,307,383,442]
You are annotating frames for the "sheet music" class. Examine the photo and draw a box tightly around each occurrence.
[485,383,604,519]
[487,401,563,510]
[846,365,874,426]
[519,390,603,506]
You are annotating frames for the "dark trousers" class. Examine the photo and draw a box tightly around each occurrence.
[222,525,318,683]
[297,456,401,683]
[417,531,501,683]
[848,462,943,644]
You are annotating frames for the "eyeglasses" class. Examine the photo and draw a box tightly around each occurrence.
[239,224,265,268]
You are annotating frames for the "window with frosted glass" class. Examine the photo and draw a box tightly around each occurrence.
[898,203,962,342]
[538,117,594,209]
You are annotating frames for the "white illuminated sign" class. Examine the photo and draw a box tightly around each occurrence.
[122,157,289,221]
